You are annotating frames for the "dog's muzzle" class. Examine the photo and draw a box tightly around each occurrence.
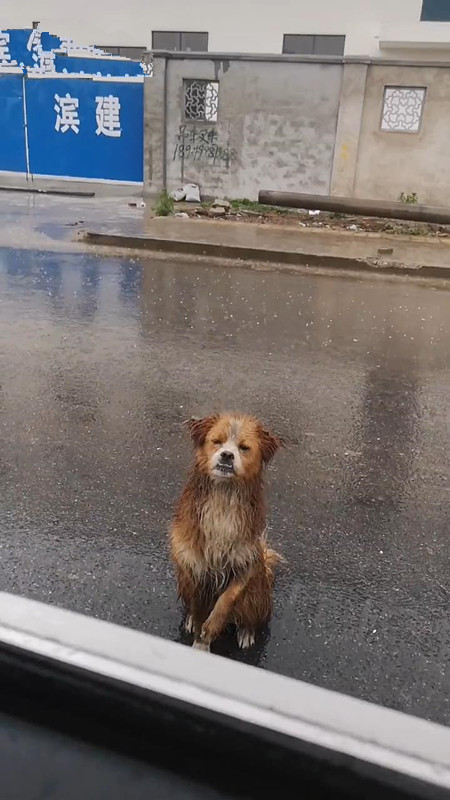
[214,450,235,476]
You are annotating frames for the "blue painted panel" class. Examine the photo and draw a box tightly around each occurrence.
[5,28,60,69]
[40,32,63,52]
[26,77,143,182]
[54,53,144,77]
[5,28,35,67]
[0,74,27,173]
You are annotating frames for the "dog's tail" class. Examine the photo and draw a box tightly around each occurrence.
[263,545,284,583]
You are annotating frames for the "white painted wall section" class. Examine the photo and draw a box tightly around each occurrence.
[1,0,437,58]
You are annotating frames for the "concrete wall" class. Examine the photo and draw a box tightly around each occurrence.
[146,54,450,207]
[353,63,450,206]
[330,63,369,197]
[146,55,343,200]
[1,0,428,58]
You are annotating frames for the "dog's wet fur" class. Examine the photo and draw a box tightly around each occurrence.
[170,413,284,651]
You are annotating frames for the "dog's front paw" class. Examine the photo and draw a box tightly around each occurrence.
[192,639,210,652]
[200,614,222,645]
[184,614,194,634]
[237,628,256,649]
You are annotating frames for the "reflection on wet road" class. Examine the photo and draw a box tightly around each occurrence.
[1,248,449,724]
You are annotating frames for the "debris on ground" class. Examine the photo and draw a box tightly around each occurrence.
[377,247,394,255]
[208,206,227,217]
[167,197,450,238]
[170,188,186,202]
[170,183,201,203]
[184,184,201,203]
[212,198,231,210]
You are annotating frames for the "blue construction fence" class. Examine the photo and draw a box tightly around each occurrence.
[54,53,145,78]
[0,71,144,183]
[2,28,147,77]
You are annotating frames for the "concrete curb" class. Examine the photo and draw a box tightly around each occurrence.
[82,230,450,279]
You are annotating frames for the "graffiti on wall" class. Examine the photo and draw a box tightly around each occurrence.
[173,124,237,167]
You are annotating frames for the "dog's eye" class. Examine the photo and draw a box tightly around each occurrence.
[212,439,222,446]
[239,444,250,452]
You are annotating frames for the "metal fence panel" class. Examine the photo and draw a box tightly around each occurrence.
[40,32,63,52]
[54,53,145,77]
[0,73,27,174]
[3,28,35,67]
[26,76,144,183]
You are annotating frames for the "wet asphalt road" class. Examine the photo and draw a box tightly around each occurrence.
[1,247,450,725]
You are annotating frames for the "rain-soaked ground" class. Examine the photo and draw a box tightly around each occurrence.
[1,247,449,725]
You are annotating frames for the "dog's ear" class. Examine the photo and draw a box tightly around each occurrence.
[184,415,219,447]
[259,426,286,463]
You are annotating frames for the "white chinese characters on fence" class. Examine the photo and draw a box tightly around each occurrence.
[55,93,80,133]
[26,27,41,64]
[95,95,121,137]
[54,92,122,136]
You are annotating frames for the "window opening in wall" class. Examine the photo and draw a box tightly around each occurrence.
[421,0,450,21]
[282,34,345,55]
[381,87,426,133]
[96,45,146,60]
[184,80,219,122]
[152,31,209,51]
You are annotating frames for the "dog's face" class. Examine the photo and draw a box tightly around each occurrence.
[186,413,284,480]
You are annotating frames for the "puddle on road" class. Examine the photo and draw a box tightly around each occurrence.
[1,247,450,724]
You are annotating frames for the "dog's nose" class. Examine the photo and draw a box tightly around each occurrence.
[220,450,234,462]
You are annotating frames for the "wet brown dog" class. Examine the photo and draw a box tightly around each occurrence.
[170,412,284,651]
